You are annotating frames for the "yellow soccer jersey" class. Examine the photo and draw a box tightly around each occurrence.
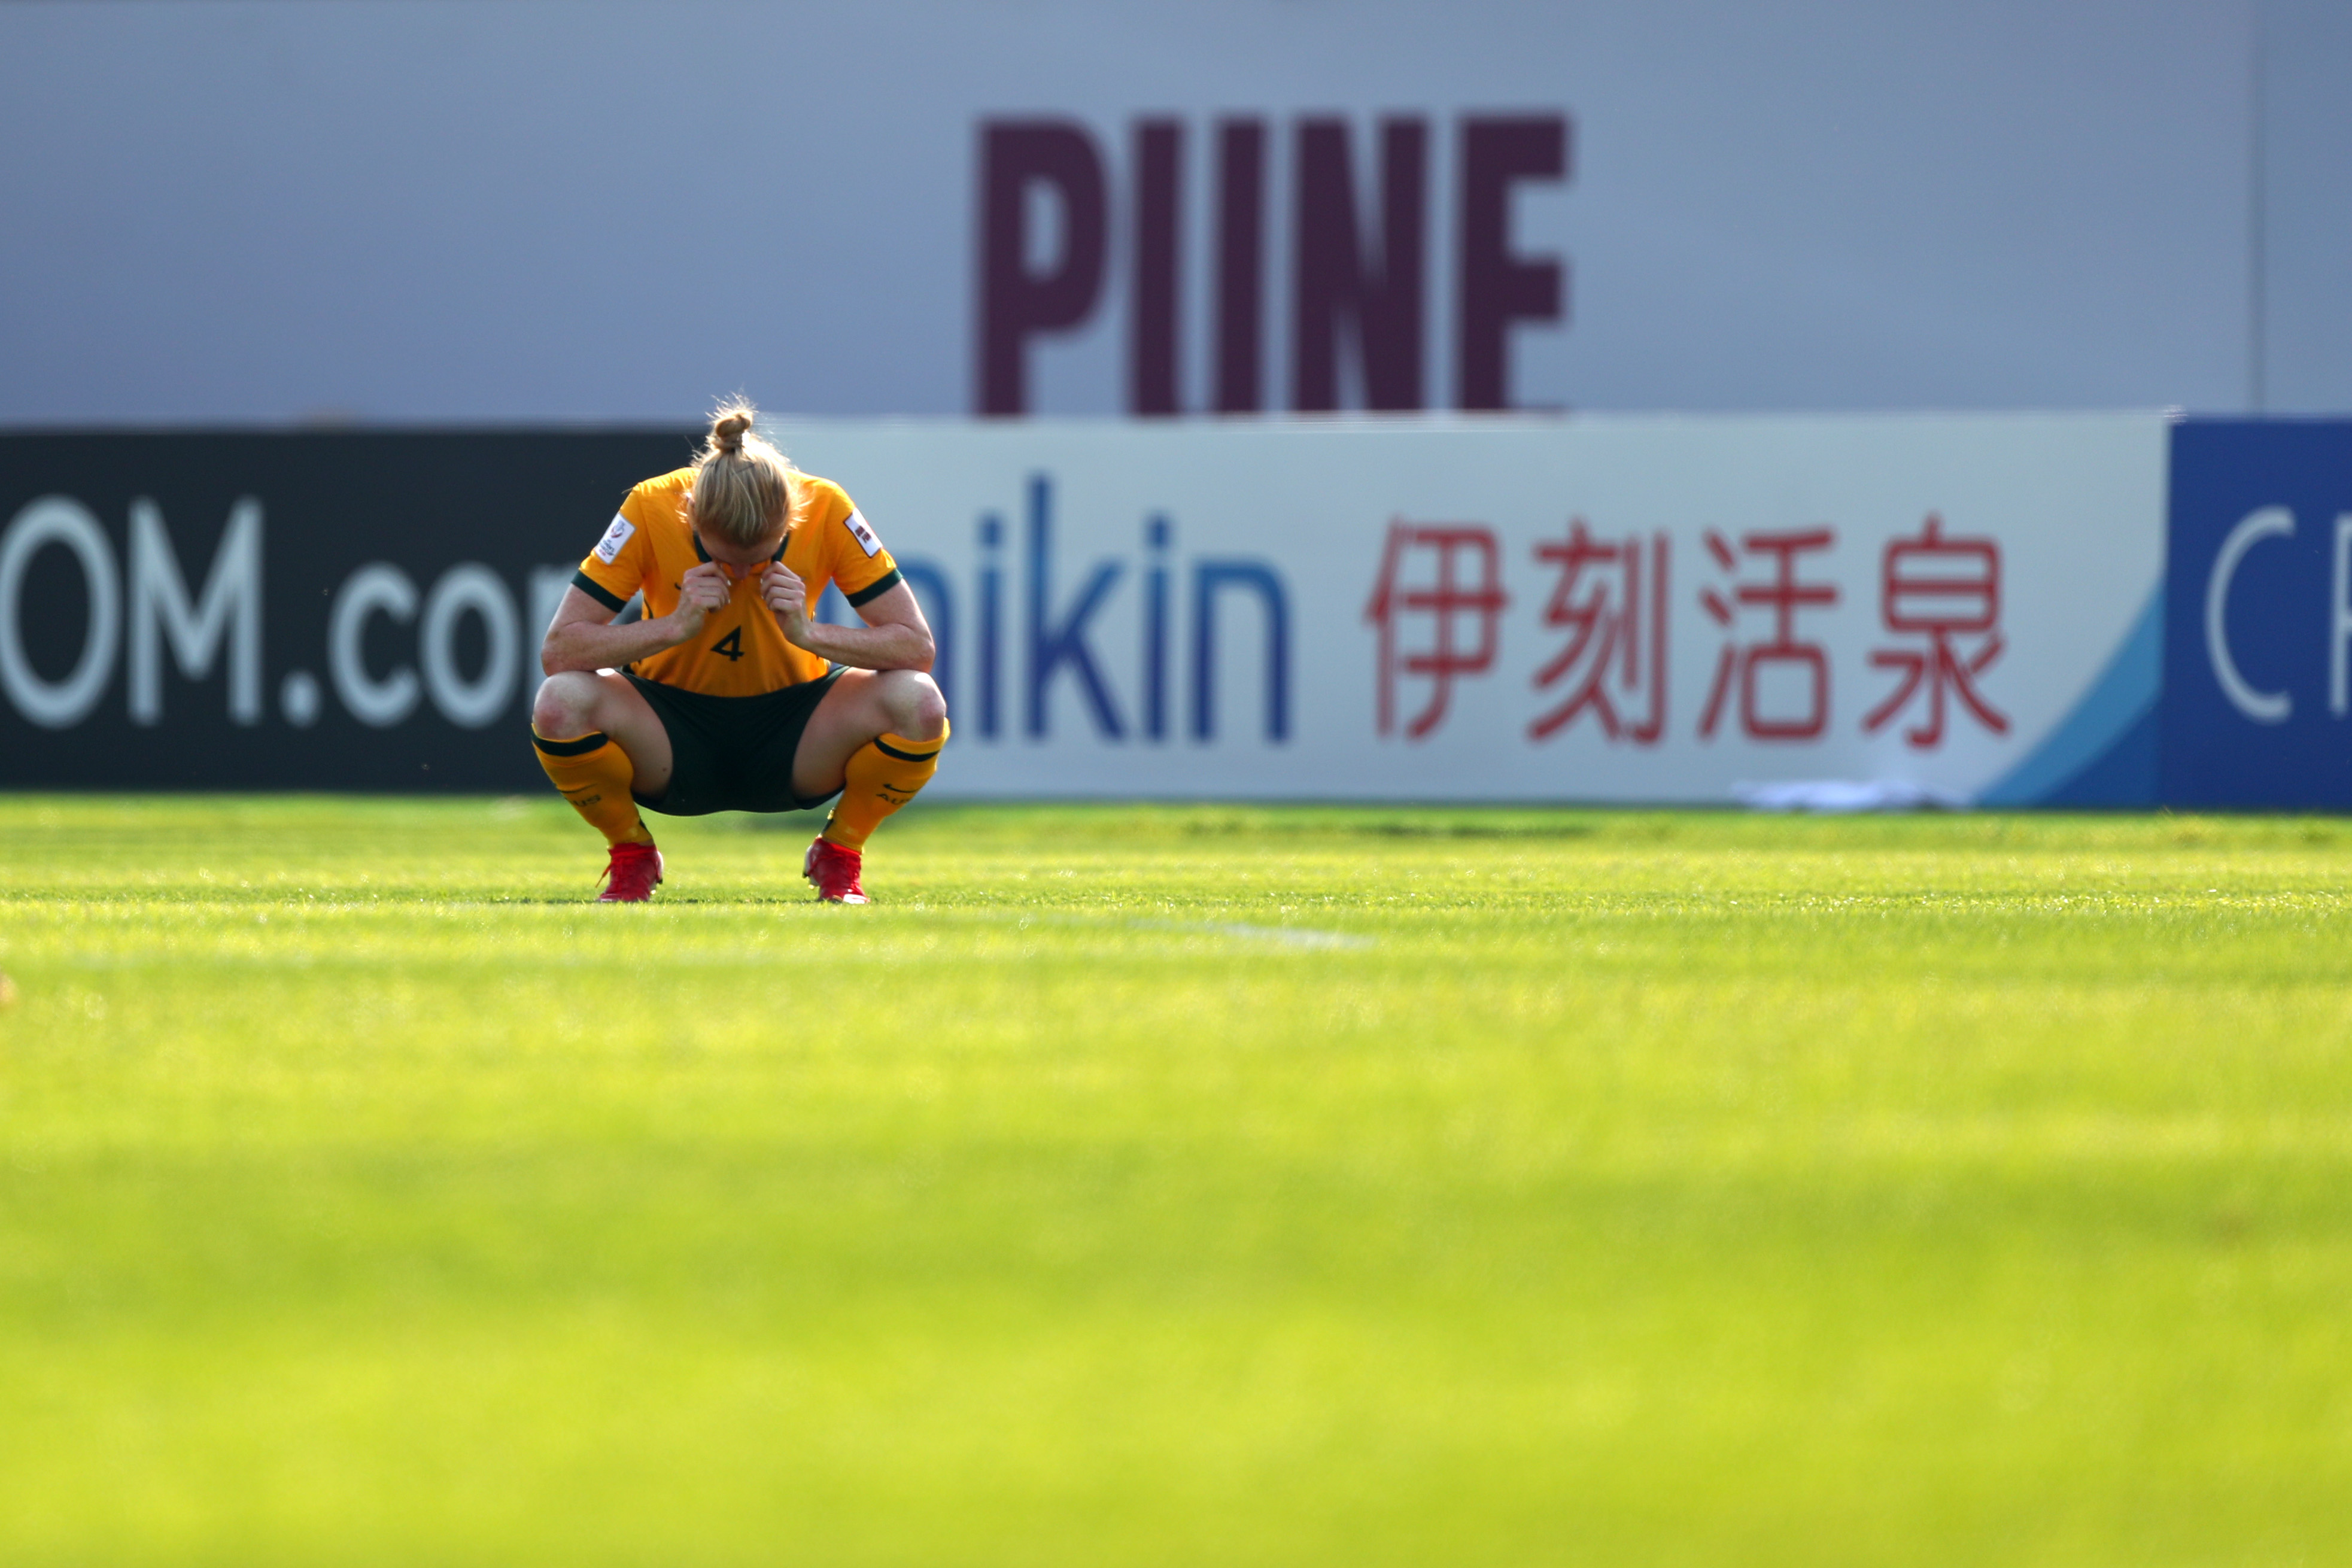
[569,466,903,697]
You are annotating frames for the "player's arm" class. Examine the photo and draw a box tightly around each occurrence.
[540,564,733,676]
[758,568,934,673]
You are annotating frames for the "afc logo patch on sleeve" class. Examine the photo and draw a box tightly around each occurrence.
[593,514,636,564]
[843,509,883,558]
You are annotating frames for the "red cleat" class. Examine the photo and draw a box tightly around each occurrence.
[597,841,664,902]
[804,836,868,904]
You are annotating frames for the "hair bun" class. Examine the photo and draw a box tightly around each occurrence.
[712,410,753,454]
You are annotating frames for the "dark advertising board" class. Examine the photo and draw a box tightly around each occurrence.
[0,431,694,791]
[2163,420,2352,809]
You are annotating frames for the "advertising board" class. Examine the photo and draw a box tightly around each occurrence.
[2163,420,2352,808]
[0,417,2168,804]
[0,432,692,792]
[777,415,2166,803]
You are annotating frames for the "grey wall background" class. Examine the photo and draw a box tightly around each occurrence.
[0,0,2342,424]
[2258,0,2352,412]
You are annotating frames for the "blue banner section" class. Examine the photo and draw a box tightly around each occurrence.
[2164,420,2352,809]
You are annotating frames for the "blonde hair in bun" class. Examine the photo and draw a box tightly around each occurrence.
[690,397,794,547]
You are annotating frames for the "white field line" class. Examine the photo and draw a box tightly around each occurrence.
[1119,919,1375,950]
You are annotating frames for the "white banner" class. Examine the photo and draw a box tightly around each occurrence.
[773,414,2168,803]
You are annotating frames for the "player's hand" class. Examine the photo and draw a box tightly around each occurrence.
[761,563,813,643]
[670,561,733,640]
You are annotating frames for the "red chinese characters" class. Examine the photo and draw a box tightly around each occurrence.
[1862,513,2008,747]
[1698,528,1839,740]
[1364,521,1509,739]
[1365,510,2008,750]
[1527,521,1668,743]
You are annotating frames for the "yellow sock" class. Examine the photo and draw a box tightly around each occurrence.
[533,730,654,847]
[822,725,947,851]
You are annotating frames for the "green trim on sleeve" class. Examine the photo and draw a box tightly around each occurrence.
[570,570,628,613]
[845,567,905,608]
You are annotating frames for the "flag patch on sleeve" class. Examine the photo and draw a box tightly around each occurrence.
[843,509,883,557]
[593,515,636,564]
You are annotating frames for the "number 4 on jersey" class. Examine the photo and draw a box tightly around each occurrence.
[712,627,745,661]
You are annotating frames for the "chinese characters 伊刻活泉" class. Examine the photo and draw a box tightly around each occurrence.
[1362,514,2007,748]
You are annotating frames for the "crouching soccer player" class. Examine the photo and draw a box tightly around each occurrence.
[530,402,947,903]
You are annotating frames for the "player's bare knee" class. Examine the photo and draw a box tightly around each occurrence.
[879,670,946,739]
[532,673,601,737]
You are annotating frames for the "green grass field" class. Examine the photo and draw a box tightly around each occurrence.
[2,795,2348,1565]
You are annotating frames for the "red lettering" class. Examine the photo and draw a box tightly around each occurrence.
[1458,116,1569,411]
[1293,117,1427,412]
[979,121,1108,417]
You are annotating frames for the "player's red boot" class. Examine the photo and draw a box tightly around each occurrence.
[597,841,663,902]
[804,835,868,904]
